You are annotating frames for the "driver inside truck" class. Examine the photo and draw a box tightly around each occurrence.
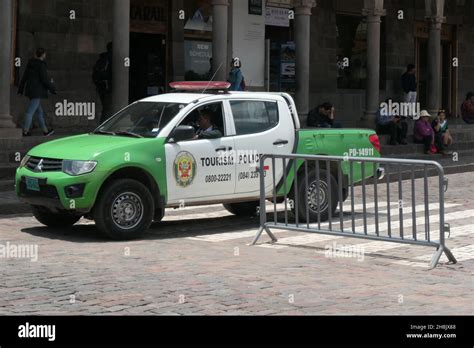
[194,109,223,139]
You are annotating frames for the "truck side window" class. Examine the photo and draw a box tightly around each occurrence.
[179,102,225,138]
[230,101,279,135]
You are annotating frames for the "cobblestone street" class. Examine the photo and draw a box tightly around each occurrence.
[0,172,472,315]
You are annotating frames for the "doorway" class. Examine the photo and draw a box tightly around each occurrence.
[415,23,457,115]
[129,32,166,103]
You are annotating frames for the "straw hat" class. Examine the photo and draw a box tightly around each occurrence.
[419,110,432,119]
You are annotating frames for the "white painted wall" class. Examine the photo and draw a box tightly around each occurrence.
[230,1,266,87]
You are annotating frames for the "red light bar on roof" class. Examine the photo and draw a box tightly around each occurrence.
[169,81,231,91]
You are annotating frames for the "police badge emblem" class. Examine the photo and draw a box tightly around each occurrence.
[174,151,197,187]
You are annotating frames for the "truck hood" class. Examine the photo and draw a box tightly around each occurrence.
[28,134,154,160]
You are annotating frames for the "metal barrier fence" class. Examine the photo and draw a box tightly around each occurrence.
[251,154,457,269]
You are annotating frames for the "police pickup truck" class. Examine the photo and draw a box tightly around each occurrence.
[16,82,381,240]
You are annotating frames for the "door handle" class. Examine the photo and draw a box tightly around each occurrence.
[273,139,289,146]
[215,146,232,152]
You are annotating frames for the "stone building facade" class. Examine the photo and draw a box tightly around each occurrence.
[309,0,474,126]
[0,0,473,136]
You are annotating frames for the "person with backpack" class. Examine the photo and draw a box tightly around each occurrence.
[93,42,113,123]
[228,57,245,91]
[17,47,56,136]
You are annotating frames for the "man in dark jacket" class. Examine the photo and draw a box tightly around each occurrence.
[18,48,56,136]
[93,42,113,124]
[401,64,417,104]
[307,102,342,128]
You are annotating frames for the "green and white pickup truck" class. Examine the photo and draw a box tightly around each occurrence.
[16,82,381,239]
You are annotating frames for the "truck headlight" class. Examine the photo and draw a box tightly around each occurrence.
[19,155,30,168]
[62,160,97,176]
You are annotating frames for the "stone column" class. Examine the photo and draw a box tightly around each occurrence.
[425,0,445,114]
[362,0,385,126]
[294,0,316,121]
[212,0,229,81]
[171,0,185,82]
[0,0,20,137]
[426,17,443,114]
[111,0,130,114]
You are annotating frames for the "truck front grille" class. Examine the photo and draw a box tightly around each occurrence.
[26,156,63,172]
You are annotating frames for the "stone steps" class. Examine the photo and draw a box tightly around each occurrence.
[379,123,474,156]
[0,180,15,192]
[380,140,474,156]
[0,163,20,181]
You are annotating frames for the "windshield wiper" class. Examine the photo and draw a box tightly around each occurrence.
[114,131,143,138]
[92,130,116,136]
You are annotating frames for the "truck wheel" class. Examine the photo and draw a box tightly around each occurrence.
[32,205,81,228]
[295,169,338,223]
[93,179,154,240]
[223,201,259,217]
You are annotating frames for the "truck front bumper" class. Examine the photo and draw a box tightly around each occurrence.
[15,167,105,213]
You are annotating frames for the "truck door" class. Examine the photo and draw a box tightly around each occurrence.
[165,101,236,205]
[230,99,295,197]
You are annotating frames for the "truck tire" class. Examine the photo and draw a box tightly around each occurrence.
[93,179,154,240]
[32,205,81,228]
[294,168,338,223]
[223,201,259,217]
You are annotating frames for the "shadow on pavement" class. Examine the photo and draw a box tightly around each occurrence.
[18,214,260,243]
[17,210,371,244]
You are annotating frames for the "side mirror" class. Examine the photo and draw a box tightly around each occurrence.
[169,125,195,143]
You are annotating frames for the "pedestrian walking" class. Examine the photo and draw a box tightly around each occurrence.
[461,92,474,124]
[93,42,113,124]
[17,47,55,136]
[401,64,417,104]
[228,57,245,91]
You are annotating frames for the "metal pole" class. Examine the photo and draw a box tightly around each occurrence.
[373,162,379,236]
[252,155,272,245]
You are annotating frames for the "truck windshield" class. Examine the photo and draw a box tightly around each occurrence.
[95,102,186,138]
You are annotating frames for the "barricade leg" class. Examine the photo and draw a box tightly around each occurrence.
[430,246,444,269]
[251,225,277,245]
[442,246,457,264]
[429,246,457,269]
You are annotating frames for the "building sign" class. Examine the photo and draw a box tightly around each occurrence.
[265,6,290,27]
[266,0,292,8]
[184,0,213,32]
[184,41,213,80]
[269,41,295,93]
[249,0,263,15]
[130,0,167,34]
[280,42,295,92]
[414,22,454,41]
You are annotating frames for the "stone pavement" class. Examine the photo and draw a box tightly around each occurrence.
[0,172,472,315]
